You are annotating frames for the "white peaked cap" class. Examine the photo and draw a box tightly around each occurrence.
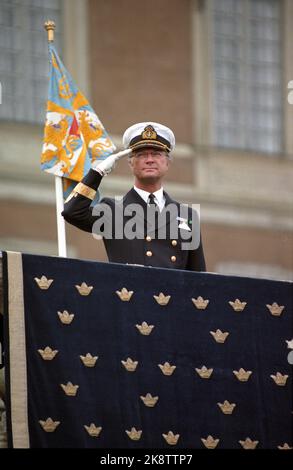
[122,122,175,152]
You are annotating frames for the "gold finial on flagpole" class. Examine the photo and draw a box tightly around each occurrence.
[44,20,56,42]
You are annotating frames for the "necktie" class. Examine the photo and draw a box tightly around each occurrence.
[148,193,158,208]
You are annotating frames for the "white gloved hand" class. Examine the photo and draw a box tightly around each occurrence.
[92,149,132,175]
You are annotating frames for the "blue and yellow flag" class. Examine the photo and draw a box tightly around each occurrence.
[41,43,116,198]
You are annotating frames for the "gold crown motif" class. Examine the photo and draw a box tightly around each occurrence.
[84,423,102,437]
[136,321,154,335]
[38,346,58,360]
[270,372,289,386]
[121,357,138,372]
[210,329,229,343]
[217,400,236,415]
[277,443,293,450]
[140,393,159,407]
[158,362,176,376]
[153,292,171,306]
[162,431,180,446]
[142,125,157,140]
[266,302,284,317]
[60,382,79,396]
[286,338,293,349]
[201,435,220,449]
[195,366,213,379]
[34,275,53,290]
[126,427,142,441]
[239,437,259,449]
[229,298,247,312]
[116,287,134,301]
[233,368,252,382]
[191,296,209,310]
[57,310,75,325]
[80,353,98,367]
[75,282,93,296]
[39,417,60,432]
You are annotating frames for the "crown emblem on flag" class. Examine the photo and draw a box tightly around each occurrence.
[239,437,259,449]
[126,427,142,441]
[60,382,79,396]
[210,329,229,343]
[229,298,247,312]
[140,393,159,407]
[217,400,236,415]
[233,368,252,382]
[116,287,134,301]
[34,275,54,290]
[136,321,154,335]
[153,292,171,306]
[39,418,60,433]
[162,431,180,446]
[270,372,289,386]
[38,346,58,360]
[191,296,209,310]
[121,357,138,372]
[201,435,220,449]
[84,423,102,437]
[158,362,176,376]
[80,353,98,367]
[195,366,213,379]
[57,310,75,324]
[75,282,93,296]
[266,302,284,316]
[277,443,293,450]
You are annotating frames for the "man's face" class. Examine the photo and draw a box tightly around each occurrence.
[128,147,170,183]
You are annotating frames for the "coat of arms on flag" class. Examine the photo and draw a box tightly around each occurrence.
[41,43,116,198]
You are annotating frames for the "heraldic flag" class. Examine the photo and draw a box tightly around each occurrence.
[41,43,116,199]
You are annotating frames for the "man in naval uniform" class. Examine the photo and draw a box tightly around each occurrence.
[62,122,206,271]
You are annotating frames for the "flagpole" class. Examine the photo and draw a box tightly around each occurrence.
[44,20,67,258]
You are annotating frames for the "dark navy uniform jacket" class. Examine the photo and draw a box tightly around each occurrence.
[62,169,206,272]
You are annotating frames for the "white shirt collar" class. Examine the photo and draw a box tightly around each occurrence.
[133,186,165,211]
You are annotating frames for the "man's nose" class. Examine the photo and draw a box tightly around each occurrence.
[145,152,155,161]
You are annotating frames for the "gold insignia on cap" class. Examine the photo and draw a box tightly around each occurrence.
[75,282,93,296]
[153,292,171,306]
[210,329,229,343]
[201,435,220,449]
[116,287,134,301]
[39,418,60,432]
[217,400,236,415]
[121,357,138,372]
[84,423,102,437]
[60,382,79,396]
[277,443,293,450]
[233,368,252,382]
[266,302,285,316]
[38,346,58,360]
[239,438,259,449]
[191,296,209,310]
[162,431,180,446]
[286,338,293,349]
[34,275,53,290]
[229,299,247,312]
[140,393,159,407]
[270,372,289,386]
[195,366,213,379]
[142,125,157,140]
[57,310,75,325]
[80,353,98,367]
[158,362,176,376]
[136,321,154,335]
[126,427,142,441]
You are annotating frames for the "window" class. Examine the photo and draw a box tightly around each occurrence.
[211,0,283,153]
[0,0,62,123]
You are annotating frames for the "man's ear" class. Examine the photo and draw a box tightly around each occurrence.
[128,156,134,168]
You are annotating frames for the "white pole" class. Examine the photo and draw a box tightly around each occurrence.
[55,176,67,257]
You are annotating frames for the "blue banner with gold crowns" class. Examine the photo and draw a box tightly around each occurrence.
[2,252,293,449]
[41,44,116,199]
